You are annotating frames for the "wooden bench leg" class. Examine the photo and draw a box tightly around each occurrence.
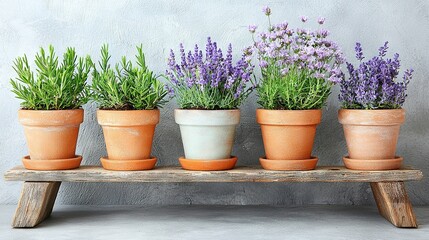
[370,182,417,228]
[12,181,61,228]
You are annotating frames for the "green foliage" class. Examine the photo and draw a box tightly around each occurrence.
[172,83,255,110]
[91,44,168,110]
[258,63,331,110]
[10,45,92,110]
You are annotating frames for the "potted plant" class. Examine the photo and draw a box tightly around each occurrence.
[249,7,345,170]
[165,37,255,170]
[338,42,413,170]
[10,45,92,170]
[91,44,168,171]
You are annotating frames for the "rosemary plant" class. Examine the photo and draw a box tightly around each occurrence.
[91,44,168,110]
[10,45,92,110]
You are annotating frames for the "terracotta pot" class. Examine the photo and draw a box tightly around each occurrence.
[18,109,84,170]
[338,109,405,170]
[97,109,159,170]
[256,109,322,170]
[18,109,83,170]
[174,109,239,170]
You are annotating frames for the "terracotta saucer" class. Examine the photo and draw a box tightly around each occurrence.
[22,155,82,170]
[179,156,237,171]
[259,156,318,171]
[100,157,157,171]
[343,156,403,170]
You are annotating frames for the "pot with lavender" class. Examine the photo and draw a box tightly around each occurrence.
[338,42,412,170]
[249,7,345,170]
[165,37,255,171]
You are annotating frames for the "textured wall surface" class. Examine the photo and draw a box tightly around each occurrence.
[0,0,428,205]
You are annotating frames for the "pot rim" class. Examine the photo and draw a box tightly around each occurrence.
[175,108,240,111]
[97,109,160,126]
[97,108,161,111]
[338,108,405,111]
[256,108,321,111]
[18,109,84,126]
[338,108,405,125]
[256,108,322,125]
[174,109,240,126]
[18,108,83,111]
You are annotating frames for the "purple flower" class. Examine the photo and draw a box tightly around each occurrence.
[249,8,344,85]
[281,68,289,75]
[339,42,412,109]
[262,6,271,16]
[378,41,389,57]
[316,29,329,38]
[313,72,324,79]
[185,77,194,88]
[165,37,255,109]
[248,25,257,33]
[317,17,325,25]
[164,85,175,96]
[168,49,176,68]
[355,42,364,61]
[259,60,268,68]
[300,15,308,23]
[179,43,187,66]
[234,85,244,99]
[243,46,253,57]
[403,68,413,83]
[329,75,342,84]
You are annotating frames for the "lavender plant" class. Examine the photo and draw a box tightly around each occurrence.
[249,7,345,110]
[91,44,168,110]
[165,37,255,110]
[339,42,413,109]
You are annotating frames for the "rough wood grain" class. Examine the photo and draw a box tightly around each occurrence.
[371,182,418,228]
[4,165,423,183]
[12,181,61,228]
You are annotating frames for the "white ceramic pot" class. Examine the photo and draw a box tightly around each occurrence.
[174,109,240,160]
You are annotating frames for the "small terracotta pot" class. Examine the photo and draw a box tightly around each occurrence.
[97,109,159,171]
[18,109,84,170]
[174,109,240,170]
[338,109,405,170]
[256,109,322,170]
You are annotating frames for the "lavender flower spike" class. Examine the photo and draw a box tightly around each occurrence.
[259,60,268,68]
[355,42,364,61]
[262,6,271,16]
[248,25,257,33]
[378,41,389,57]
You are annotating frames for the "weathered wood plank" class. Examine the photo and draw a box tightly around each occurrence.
[12,181,61,228]
[4,166,423,183]
[371,182,418,228]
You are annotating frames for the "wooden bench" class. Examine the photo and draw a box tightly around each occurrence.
[4,165,423,228]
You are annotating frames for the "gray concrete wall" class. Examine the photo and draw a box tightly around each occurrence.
[0,0,428,205]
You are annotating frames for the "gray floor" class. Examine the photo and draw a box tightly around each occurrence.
[1,205,428,240]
